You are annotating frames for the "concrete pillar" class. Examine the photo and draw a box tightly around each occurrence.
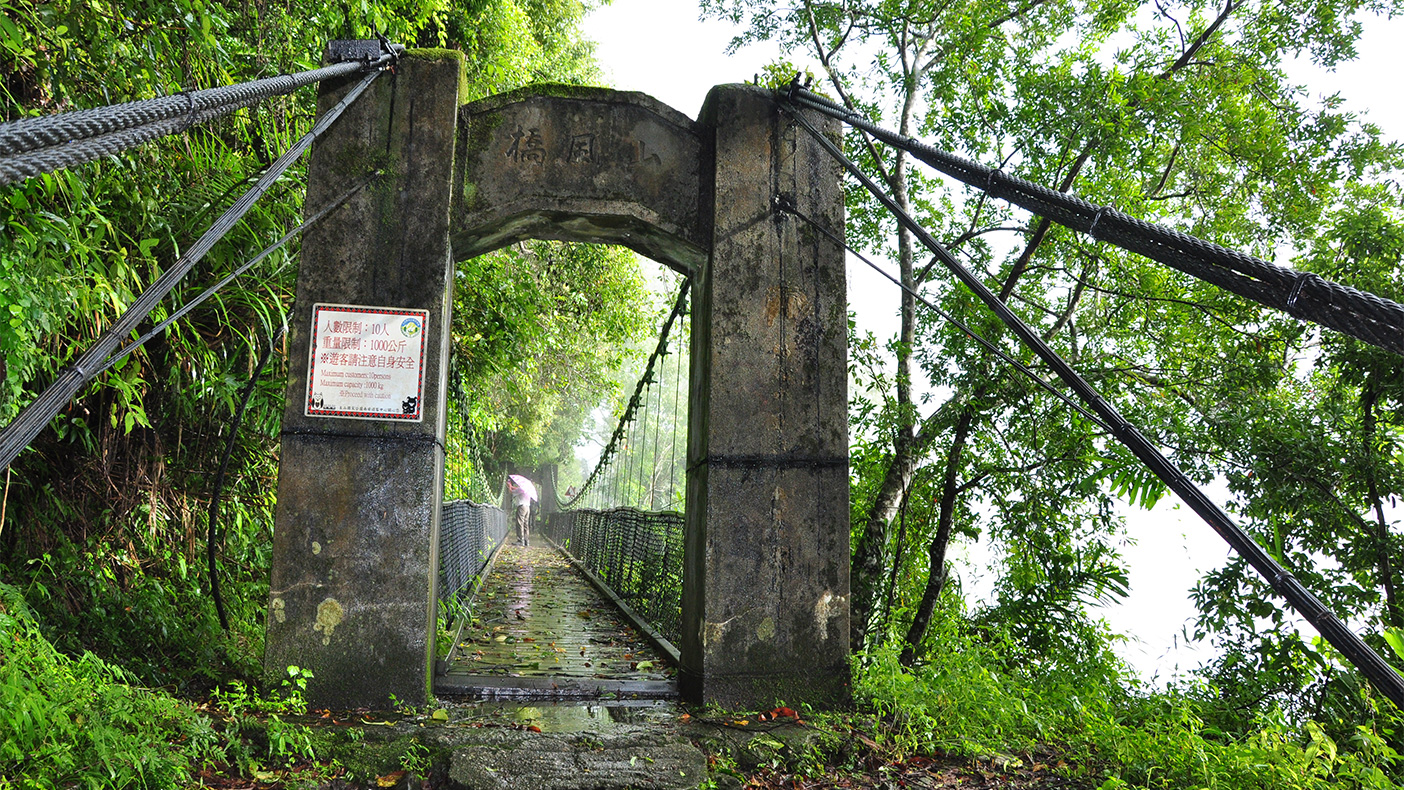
[264,49,463,709]
[681,85,850,708]
[535,464,558,516]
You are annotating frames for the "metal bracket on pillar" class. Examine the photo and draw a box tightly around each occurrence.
[326,38,405,65]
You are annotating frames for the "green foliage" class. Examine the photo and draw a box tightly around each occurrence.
[709,0,1404,741]
[0,581,220,789]
[451,240,653,476]
[0,0,615,694]
[0,580,339,787]
[856,621,1404,789]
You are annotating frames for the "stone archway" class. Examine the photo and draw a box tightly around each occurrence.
[264,48,850,710]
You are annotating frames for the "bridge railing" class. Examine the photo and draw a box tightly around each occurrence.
[438,499,509,606]
[542,507,683,648]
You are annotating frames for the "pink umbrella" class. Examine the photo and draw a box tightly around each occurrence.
[507,474,538,502]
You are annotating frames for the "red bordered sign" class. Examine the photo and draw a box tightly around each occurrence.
[305,303,429,422]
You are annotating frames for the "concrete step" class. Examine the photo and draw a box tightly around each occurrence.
[432,725,705,790]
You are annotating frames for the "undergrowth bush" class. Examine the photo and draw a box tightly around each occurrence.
[0,582,217,788]
[0,582,317,789]
[856,622,1403,789]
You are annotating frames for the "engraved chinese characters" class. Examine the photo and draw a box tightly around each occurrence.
[501,123,661,168]
[455,88,707,273]
[505,125,546,163]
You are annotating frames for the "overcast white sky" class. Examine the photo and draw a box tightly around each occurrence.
[580,1,1404,682]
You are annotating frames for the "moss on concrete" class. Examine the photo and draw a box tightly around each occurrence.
[404,48,469,103]
[331,141,393,182]
[308,725,446,785]
[458,110,505,213]
[404,47,463,62]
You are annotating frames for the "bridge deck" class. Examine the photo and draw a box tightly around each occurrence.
[435,544,677,699]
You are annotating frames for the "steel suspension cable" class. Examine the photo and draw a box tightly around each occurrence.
[96,175,376,378]
[667,331,683,510]
[628,383,646,508]
[0,45,401,186]
[774,194,1113,434]
[0,65,387,473]
[783,86,1404,356]
[640,369,658,507]
[558,281,691,510]
[649,341,666,510]
[780,100,1404,711]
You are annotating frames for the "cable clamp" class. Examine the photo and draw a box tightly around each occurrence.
[984,168,1004,196]
[178,90,197,132]
[375,31,402,68]
[772,192,798,217]
[1285,270,1319,314]
[1086,207,1109,239]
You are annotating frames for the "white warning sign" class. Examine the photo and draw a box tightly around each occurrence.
[305,303,429,422]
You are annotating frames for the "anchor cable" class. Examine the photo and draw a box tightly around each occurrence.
[772,193,1113,434]
[0,44,401,186]
[0,63,388,473]
[96,174,377,378]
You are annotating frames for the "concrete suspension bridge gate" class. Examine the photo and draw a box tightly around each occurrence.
[263,51,851,710]
[6,37,1398,720]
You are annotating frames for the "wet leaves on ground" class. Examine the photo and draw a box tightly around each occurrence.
[447,545,672,682]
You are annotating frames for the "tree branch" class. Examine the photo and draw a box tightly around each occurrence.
[1163,0,1242,78]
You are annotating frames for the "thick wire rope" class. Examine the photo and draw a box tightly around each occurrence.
[0,65,388,474]
[784,86,1404,356]
[0,48,400,186]
[780,100,1404,711]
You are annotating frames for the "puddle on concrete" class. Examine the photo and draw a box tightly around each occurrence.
[442,698,681,733]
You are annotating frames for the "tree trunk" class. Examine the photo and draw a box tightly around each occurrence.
[899,408,976,666]
[1362,386,1402,629]
[850,68,923,649]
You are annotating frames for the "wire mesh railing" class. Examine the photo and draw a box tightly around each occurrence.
[547,278,690,649]
[437,352,506,607]
[438,499,509,606]
[541,508,683,646]
[444,357,498,504]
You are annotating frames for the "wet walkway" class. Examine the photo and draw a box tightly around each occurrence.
[436,544,678,700]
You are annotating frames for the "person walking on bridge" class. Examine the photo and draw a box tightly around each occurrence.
[507,474,537,547]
